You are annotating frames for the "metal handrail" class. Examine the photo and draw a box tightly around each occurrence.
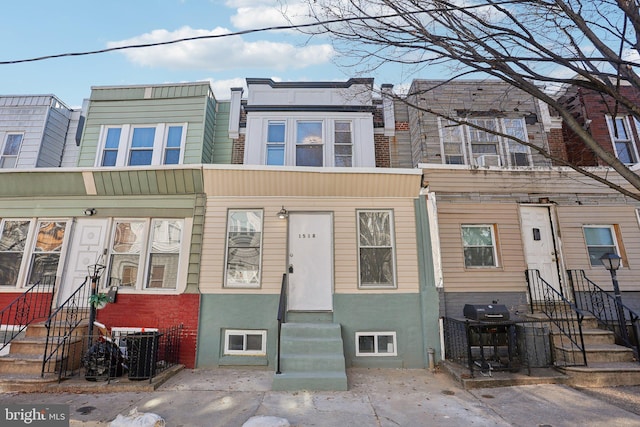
[276,273,288,375]
[0,277,56,352]
[41,276,91,380]
[567,269,640,361]
[525,269,587,366]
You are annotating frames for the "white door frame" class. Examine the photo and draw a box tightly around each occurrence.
[287,212,334,311]
[519,204,566,299]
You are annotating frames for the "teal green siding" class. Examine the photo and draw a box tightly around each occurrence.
[77,83,214,167]
[415,195,442,363]
[196,293,429,369]
[212,101,233,164]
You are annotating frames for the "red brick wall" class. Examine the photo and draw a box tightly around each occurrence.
[96,294,200,369]
[231,134,245,164]
[396,121,409,131]
[547,128,568,166]
[0,292,54,323]
[375,134,391,167]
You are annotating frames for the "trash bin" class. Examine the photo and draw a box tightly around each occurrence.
[126,332,160,380]
[82,340,124,381]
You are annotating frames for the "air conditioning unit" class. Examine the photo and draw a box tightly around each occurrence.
[476,154,501,167]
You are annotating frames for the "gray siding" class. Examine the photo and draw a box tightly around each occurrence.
[390,99,413,168]
[36,104,72,167]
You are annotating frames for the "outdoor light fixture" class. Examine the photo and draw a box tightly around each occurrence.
[277,206,288,219]
[84,208,97,216]
[600,252,621,271]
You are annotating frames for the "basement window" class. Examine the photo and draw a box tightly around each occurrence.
[355,332,397,356]
[224,329,267,356]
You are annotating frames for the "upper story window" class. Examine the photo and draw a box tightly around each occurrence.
[97,123,186,167]
[334,121,353,167]
[606,116,639,164]
[266,121,285,166]
[1,134,24,168]
[296,121,323,166]
[438,118,531,167]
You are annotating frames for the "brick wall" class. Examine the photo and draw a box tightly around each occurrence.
[547,127,568,166]
[96,293,200,369]
[374,134,391,167]
[0,292,54,323]
[231,134,245,165]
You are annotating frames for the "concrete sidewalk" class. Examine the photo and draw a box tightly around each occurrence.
[1,367,639,426]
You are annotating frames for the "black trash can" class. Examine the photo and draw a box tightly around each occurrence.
[126,332,160,380]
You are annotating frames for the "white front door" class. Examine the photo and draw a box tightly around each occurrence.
[58,218,110,306]
[519,205,564,297]
[287,212,333,311]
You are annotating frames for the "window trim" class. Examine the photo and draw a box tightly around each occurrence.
[96,123,188,167]
[357,209,397,289]
[224,209,264,289]
[223,329,267,356]
[582,224,623,268]
[0,133,25,168]
[355,331,398,357]
[461,224,499,268]
[606,116,639,164]
[295,120,324,167]
[333,120,353,167]
[266,121,286,166]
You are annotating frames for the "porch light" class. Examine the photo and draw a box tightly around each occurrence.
[277,206,288,219]
[84,208,97,216]
[600,252,621,271]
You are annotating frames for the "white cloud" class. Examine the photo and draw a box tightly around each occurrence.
[107,25,334,71]
[207,77,247,99]
[229,2,312,30]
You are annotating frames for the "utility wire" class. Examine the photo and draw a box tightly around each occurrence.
[0,14,404,65]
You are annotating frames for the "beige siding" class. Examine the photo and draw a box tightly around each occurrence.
[199,197,420,295]
[557,205,640,291]
[437,201,527,293]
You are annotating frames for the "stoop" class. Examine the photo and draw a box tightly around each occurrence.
[272,322,348,391]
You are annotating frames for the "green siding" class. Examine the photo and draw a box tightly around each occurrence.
[201,95,216,163]
[185,193,206,294]
[78,83,213,167]
[212,101,233,164]
[0,172,86,197]
[196,293,429,369]
[92,169,204,196]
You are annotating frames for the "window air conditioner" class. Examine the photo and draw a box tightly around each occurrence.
[476,154,501,167]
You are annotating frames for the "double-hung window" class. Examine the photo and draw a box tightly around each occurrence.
[163,126,183,165]
[334,121,353,166]
[357,210,396,287]
[1,134,23,168]
[128,127,156,166]
[583,225,620,267]
[296,121,323,166]
[468,119,500,166]
[266,121,285,165]
[225,210,263,288]
[440,119,465,165]
[0,220,31,286]
[27,221,67,284]
[462,224,498,267]
[106,219,184,290]
[607,116,638,164]
[504,118,531,166]
[101,128,122,166]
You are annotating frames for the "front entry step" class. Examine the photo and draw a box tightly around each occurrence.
[272,322,347,391]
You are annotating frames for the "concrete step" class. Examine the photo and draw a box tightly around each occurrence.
[280,336,344,354]
[0,353,63,375]
[555,343,635,364]
[552,328,615,347]
[272,371,348,391]
[25,320,89,339]
[286,312,333,323]
[280,322,342,339]
[280,353,346,372]
[561,362,640,387]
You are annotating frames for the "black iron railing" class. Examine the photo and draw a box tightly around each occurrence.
[443,317,555,377]
[567,269,640,361]
[0,276,56,352]
[276,273,288,375]
[41,276,91,380]
[525,269,587,366]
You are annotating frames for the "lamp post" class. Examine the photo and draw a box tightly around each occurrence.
[87,263,105,347]
[600,253,629,344]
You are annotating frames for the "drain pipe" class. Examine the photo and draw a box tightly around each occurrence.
[427,347,435,372]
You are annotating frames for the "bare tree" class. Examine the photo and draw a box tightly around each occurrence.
[302,0,640,200]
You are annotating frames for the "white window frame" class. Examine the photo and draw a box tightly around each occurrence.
[162,125,186,165]
[223,329,267,356]
[357,209,397,288]
[461,224,499,268]
[295,120,324,167]
[607,116,639,164]
[26,220,68,285]
[266,121,286,166]
[96,123,187,167]
[145,219,184,289]
[224,209,264,288]
[334,120,353,167]
[583,225,622,267]
[355,331,397,356]
[0,133,24,168]
[467,118,501,167]
[438,119,466,165]
[105,218,186,291]
[502,118,532,166]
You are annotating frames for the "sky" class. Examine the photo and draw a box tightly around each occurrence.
[0,0,410,108]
